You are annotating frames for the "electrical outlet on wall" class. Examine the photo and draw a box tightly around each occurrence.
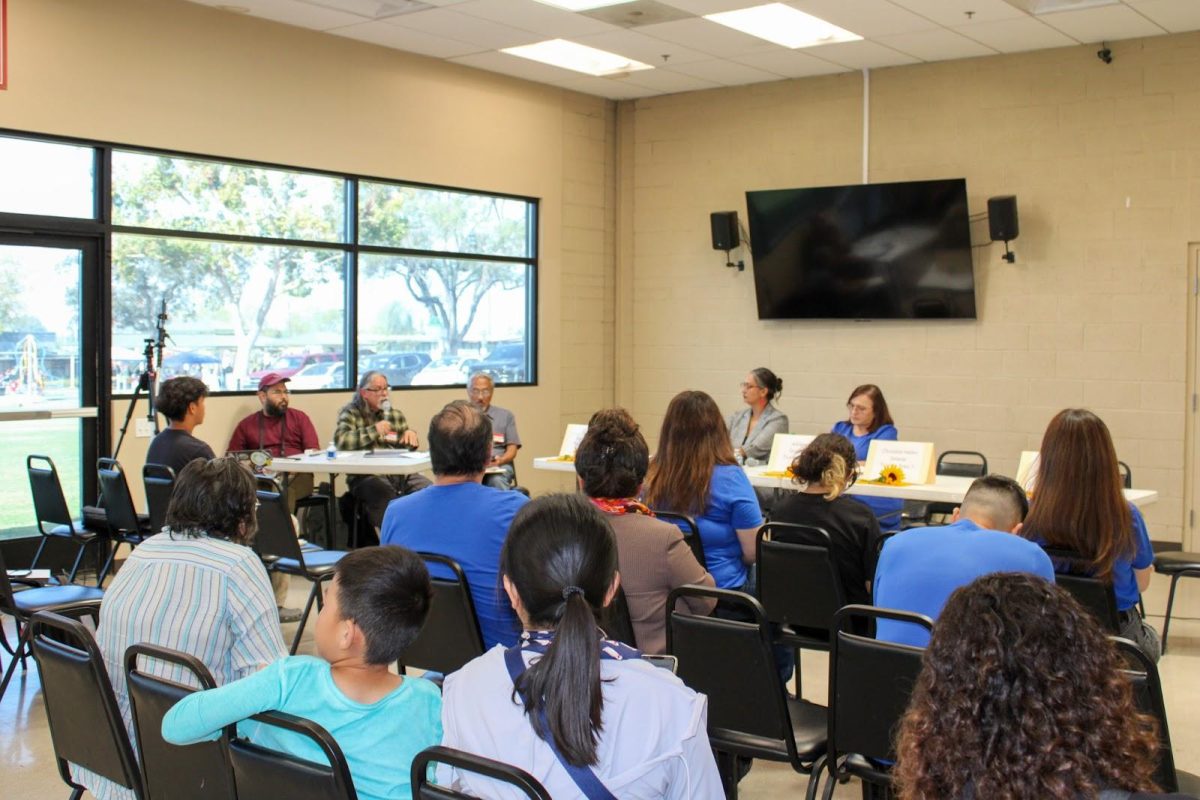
[135,418,155,438]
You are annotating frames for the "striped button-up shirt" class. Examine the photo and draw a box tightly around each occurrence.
[78,531,287,800]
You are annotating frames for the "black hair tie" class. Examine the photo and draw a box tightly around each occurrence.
[562,585,585,600]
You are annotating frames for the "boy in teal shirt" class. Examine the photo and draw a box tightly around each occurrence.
[163,546,442,800]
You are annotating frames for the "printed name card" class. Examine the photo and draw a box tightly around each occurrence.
[559,424,588,457]
[1016,450,1040,491]
[767,434,815,471]
[863,440,935,485]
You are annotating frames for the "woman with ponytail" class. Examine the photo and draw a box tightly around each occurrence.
[439,494,722,799]
[770,433,883,606]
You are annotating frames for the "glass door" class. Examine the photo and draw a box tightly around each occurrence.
[0,237,100,540]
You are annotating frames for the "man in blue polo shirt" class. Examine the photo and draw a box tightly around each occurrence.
[380,400,527,649]
[873,474,1055,647]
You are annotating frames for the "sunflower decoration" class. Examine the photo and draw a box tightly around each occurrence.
[877,464,906,485]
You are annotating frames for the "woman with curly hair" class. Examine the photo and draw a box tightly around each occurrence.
[1021,408,1160,660]
[894,572,1166,800]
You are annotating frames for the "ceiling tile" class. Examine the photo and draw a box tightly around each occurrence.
[789,0,942,38]
[449,49,591,82]
[878,27,1001,61]
[572,28,713,66]
[667,58,788,86]
[889,0,1026,26]
[1125,0,1200,33]
[732,48,851,78]
[453,0,621,37]
[1037,4,1167,40]
[328,19,481,56]
[552,75,662,99]
[951,15,1080,51]
[807,39,922,69]
[299,0,429,19]
[615,68,723,92]
[655,0,765,13]
[383,7,542,48]
[634,17,783,57]
[190,0,368,30]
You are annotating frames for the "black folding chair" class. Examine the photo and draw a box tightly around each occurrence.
[808,605,933,800]
[1113,637,1200,795]
[412,745,552,800]
[1118,460,1133,490]
[229,710,358,800]
[29,611,145,800]
[901,450,988,528]
[0,548,103,702]
[142,463,176,535]
[124,643,236,800]
[255,477,345,654]
[1042,547,1122,634]
[399,553,485,675]
[654,511,707,570]
[667,585,827,799]
[27,454,103,585]
[1154,550,1200,654]
[97,457,153,583]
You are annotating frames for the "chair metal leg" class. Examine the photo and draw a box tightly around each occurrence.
[65,544,88,585]
[0,621,32,702]
[29,537,49,573]
[97,539,119,586]
[1161,573,1181,655]
[289,580,322,655]
[805,755,827,800]
[715,750,739,800]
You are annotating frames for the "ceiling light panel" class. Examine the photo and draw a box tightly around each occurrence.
[704,4,862,49]
[502,38,655,75]
[534,0,638,10]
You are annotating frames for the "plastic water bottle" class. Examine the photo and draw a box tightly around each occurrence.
[326,440,337,461]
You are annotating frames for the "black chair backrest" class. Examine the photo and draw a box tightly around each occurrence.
[411,745,552,800]
[29,611,145,798]
[935,450,988,478]
[1042,547,1122,634]
[599,584,638,649]
[756,522,845,644]
[124,643,235,800]
[98,457,143,534]
[142,463,176,534]
[1113,637,1180,792]
[666,585,795,752]
[1118,461,1133,489]
[400,553,485,674]
[229,710,358,800]
[28,454,77,535]
[654,511,707,569]
[254,478,305,564]
[828,605,931,764]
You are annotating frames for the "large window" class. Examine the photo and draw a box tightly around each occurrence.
[106,151,537,393]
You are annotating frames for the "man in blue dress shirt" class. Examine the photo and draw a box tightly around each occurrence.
[873,474,1056,647]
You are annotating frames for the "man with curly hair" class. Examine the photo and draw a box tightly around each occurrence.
[146,375,216,475]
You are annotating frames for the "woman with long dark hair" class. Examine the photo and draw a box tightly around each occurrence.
[643,390,762,593]
[575,407,715,654]
[895,573,1164,800]
[439,494,722,798]
[1021,408,1159,660]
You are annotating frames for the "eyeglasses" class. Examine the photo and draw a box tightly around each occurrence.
[846,403,872,413]
[468,387,494,396]
[739,382,763,391]
[363,386,390,393]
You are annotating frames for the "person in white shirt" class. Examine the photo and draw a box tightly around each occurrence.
[438,493,724,799]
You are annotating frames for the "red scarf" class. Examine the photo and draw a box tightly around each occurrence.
[589,497,655,517]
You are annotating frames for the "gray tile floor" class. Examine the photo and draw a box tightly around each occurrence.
[5,575,1200,798]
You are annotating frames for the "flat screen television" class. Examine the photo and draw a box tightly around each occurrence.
[746,178,977,320]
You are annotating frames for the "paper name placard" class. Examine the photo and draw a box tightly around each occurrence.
[559,424,588,457]
[864,440,935,485]
[767,434,815,471]
[1016,450,1040,491]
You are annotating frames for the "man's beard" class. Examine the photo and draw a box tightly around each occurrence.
[264,398,288,417]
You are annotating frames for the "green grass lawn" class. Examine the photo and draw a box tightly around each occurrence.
[0,420,82,541]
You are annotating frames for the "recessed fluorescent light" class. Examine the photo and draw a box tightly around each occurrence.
[501,39,653,77]
[534,0,637,11]
[1003,0,1120,13]
[705,3,862,50]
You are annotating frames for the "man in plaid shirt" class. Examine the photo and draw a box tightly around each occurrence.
[334,370,431,542]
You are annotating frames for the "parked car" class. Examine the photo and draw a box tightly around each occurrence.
[360,352,432,386]
[410,356,480,386]
[288,360,344,391]
[248,351,339,383]
[474,343,527,383]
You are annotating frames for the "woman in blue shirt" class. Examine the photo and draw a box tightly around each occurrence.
[1021,408,1159,661]
[644,390,762,592]
[831,383,902,530]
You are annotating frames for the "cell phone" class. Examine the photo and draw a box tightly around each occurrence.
[642,654,679,674]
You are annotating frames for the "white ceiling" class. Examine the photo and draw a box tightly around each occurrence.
[187,0,1200,99]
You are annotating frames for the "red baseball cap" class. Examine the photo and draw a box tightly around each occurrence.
[257,373,290,391]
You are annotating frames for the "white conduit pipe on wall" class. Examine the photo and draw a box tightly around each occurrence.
[862,68,870,184]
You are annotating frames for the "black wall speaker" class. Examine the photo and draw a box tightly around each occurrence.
[710,211,739,251]
[987,196,1019,241]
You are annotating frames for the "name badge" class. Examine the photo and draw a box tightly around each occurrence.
[493,433,506,445]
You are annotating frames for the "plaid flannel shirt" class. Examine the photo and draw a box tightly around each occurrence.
[333,401,410,451]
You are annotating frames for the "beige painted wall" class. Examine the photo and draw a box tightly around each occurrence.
[621,35,1200,544]
[1,0,614,503]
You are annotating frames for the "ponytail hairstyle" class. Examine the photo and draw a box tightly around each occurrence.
[501,493,618,766]
[751,367,783,402]
[791,433,858,501]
